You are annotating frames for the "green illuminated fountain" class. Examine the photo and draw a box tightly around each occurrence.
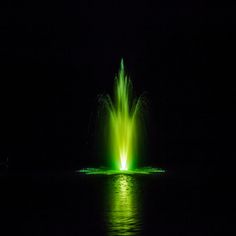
[78,59,164,175]
[104,59,141,171]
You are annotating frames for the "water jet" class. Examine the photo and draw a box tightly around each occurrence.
[78,59,164,175]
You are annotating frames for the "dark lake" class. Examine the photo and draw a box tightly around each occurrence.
[2,169,220,235]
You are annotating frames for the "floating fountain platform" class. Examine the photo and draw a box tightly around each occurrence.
[77,167,165,175]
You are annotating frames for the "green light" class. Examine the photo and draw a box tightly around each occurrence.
[77,167,165,175]
[105,175,141,235]
[79,59,166,174]
[102,59,143,170]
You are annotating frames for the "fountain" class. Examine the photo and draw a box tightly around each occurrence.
[78,59,164,175]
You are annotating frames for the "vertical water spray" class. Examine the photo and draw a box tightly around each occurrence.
[78,59,165,175]
[103,59,142,171]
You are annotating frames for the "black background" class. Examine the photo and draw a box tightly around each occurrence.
[1,1,235,174]
[1,1,235,235]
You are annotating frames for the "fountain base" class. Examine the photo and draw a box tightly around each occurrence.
[77,167,165,175]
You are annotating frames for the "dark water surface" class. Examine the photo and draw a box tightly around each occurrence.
[2,170,221,235]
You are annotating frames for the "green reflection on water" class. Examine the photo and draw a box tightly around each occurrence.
[105,175,141,236]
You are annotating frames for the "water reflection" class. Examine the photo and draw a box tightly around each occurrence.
[105,175,141,236]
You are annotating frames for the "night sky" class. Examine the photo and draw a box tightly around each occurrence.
[1,1,236,175]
